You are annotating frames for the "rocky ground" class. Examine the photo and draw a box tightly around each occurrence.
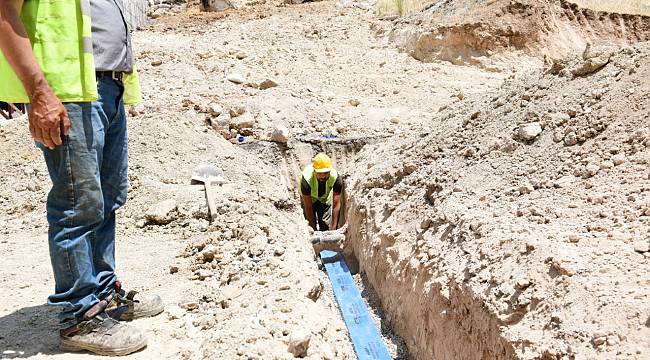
[0,1,494,359]
[0,0,648,359]
[345,40,650,360]
[388,0,650,70]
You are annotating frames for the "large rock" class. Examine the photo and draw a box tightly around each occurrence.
[200,0,233,11]
[201,244,219,263]
[145,199,178,225]
[230,112,256,131]
[571,43,617,76]
[206,103,224,117]
[270,125,289,144]
[516,122,542,141]
[226,73,245,84]
[287,329,311,357]
[259,79,279,90]
[633,241,649,253]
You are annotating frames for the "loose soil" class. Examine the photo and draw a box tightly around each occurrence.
[0,0,648,359]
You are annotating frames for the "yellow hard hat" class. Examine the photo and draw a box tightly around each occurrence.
[312,153,333,173]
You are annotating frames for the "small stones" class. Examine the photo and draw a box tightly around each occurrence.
[230,113,256,131]
[234,50,248,60]
[612,153,626,166]
[179,300,199,311]
[248,234,268,257]
[549,256,577,276]
[206,103,224,117]
[270,125,289,144]
[554,175,576,188]
[196,269,214,280]
[571,43,617,76]
[564,132,578,146]
[170,265,180,274]
[592,334,607,347]
[348,99,360,107]
[151,60,163,66]
[258,79,279,90]
[585,163,600,177]
[273,246,286,256]
[306,280,323,301]
[26,182,40,192]
[201,244,219,263]
[287,329,311,357]
[514,277,531,290]
[518,183,534,195]
[566,108,578,118]
[226,73,245,84]
[633,241,649,253]
[193,315,216,330]
[166,305,186,320]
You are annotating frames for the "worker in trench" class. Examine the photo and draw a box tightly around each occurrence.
[300,153,343,231]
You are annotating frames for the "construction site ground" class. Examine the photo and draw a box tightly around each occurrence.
[0,1,648,359]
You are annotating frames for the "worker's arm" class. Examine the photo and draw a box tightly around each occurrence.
[302,194,316,230]
[0,0,70,149]
[331,192,341,230]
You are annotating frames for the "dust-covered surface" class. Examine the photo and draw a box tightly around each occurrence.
[387,0,650,70]
[1,0,649,359]
[344,42,650,359]
[0,1,498,359]
[353,272,409,360]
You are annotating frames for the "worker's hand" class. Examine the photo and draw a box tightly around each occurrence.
[28,85,70,150]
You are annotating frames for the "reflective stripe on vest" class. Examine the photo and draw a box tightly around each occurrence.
[301,164,338,204]
[0,0,97,103]
[123,65,142,105]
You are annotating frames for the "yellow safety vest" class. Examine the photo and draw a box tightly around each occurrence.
[301,164,339,204]
[0,0,141,105]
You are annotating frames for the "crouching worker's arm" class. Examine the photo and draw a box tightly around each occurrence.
[0,0,69,149]
[331,191,341,230]
[302,194,316,230]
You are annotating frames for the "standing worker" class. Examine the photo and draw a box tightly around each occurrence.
[0,0,162,356]
[300,153,344,231]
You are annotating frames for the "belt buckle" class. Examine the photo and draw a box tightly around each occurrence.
[111,71,123,81]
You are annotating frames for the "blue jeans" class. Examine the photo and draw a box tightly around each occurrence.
[38,76,128,322]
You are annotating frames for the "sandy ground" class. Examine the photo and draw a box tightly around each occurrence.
[3,0,646,359]
[0,2,502,359]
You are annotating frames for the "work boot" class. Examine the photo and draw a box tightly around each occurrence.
[59,311,147,356]
[106,281,164,321]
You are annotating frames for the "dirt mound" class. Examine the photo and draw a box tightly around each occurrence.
[386,0,650,69]
[344,42,650,359]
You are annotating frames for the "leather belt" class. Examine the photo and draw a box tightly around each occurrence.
[96,71,123,81]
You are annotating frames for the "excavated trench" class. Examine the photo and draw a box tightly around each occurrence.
[240,135,381,228]
[241,135,520,360]
[239,136,414,358]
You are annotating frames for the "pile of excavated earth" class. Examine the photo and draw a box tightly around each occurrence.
[0,0,648,359]
[389,0,650,69]
[345,42,650,360]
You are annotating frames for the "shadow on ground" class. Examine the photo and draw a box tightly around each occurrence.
[0,304,62,358]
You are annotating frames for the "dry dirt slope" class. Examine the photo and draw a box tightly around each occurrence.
[0,1,500,359]
[387,0,650,69]
[1,1,649,360]
[344,42,650,359]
